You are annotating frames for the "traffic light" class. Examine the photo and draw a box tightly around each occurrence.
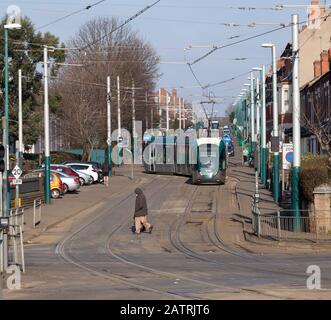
[0,144,4,173]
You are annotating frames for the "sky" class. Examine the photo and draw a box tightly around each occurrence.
[1,0,330,119]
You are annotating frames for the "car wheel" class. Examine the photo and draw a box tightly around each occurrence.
[63,184,68,194]
[52,188,60,199]
[79,177,85,186]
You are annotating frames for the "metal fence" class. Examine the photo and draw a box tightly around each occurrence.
[251,201,331,241]
[7,208,25,272]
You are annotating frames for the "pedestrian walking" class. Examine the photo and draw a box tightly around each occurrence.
[102,159,110,187]
[133,188,153,234]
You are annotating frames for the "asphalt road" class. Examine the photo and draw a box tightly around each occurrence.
[3,162,331,299]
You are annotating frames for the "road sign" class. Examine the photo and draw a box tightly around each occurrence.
[13,179,22,185]
[282,143,294,170]
[12,165,22,179]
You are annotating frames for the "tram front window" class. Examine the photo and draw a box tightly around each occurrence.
[199,144,219,176]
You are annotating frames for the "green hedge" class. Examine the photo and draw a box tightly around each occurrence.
[300,153,329,202]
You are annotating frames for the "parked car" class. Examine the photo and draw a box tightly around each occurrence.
[65,163,99,183]
[51,171,80,193]
[49,165,80,178]
[87,161,104,182]
[70,168,93,186]
[64,161,103,182]
[28,170,64,199]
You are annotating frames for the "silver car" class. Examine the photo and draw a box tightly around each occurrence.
[71,168,93,186]
[52,171,80,193]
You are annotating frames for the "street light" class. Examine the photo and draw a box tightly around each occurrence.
[252,67,263,179]
[261,42,280,202]
[3,22,21,217]
[252,66,267,185]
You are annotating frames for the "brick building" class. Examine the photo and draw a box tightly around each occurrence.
[300,49,331,153]
[156,88,193,130]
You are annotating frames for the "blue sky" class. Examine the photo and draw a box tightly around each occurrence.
[1,0,330,117]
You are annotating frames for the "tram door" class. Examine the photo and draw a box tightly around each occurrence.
[150,144,156,173]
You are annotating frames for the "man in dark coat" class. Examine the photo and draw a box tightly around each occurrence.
[134,188,153,234]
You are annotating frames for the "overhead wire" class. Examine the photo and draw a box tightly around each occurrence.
[79,0,162,51]
[35,0,107,30]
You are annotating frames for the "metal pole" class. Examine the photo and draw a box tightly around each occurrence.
[15,142,19,208]
[158,89,162,129]
[145,91,148,130]
[261,65,267,185]
[178,98,183,131]
[18,69,23,164]
[291,14,301,225]
[183,99,186,130]
[132,79,136,161]
[117,76,121,138]
[4,28,10,216]
[117,75,122,165]
[107,76,112,177]
[272,44,280,202]
[256,77,261,176]
[250,72,255,156]
[173,94,177,129]
[166,92,169,131]
[44,46,51,204]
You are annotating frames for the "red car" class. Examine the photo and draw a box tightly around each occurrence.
[50,165,79,178]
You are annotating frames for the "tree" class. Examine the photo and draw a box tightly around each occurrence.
[301,102,331,158]
[0,17,65,146]
[53,17,159,160]
[225,104,235,124]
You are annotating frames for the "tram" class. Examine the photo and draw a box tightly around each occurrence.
[143,136,227,185]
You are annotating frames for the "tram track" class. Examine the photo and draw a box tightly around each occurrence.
[55,176,192,299]
[166,180,331,287]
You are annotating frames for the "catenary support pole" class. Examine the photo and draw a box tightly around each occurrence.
[44,46,51,204]
[117,75,122,165]
[261,65,267,185]
[166,92,169,131]
[158,89,162,129]
[291,14,301,226]
[18,69,23,165]
[271,45,280,202]
[132,79,137,161]
[250,72,255,156]
[107,76,112,177]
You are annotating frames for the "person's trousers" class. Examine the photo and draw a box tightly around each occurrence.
[135,216,152,234]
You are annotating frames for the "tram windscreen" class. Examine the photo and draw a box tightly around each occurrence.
[199,144,219,176]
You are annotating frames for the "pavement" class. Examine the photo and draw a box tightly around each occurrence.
[218,145,331,254]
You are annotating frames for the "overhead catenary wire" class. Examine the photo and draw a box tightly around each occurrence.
[80,0,162,51]
[35,0,107,30]
[191,10,331,66]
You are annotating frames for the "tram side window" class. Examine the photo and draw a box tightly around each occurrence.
[165,144,175,164]
[155,144,164,164]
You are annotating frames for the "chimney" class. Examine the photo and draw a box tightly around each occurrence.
[321,50,330,74]
[314,60,322,78]
[308,0,325,27]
